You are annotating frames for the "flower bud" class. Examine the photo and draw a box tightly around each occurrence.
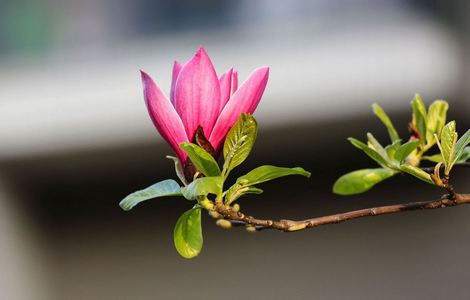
[232,203,240,212]
[246,225,257,233]
[216,219,232,229]
[208,210,221,219]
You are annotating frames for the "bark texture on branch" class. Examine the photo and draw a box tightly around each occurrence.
[214,193,470,232]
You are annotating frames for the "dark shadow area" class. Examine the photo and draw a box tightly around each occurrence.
[1,108,469,299]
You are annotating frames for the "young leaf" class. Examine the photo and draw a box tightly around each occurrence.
[437,121,457,175]
[180,176,223,200]
[225,186,263,204]
[235,165,311,187]
[348,137,393,168]
[166,155,188,185]
[372,103,400,143]
[457,147,470,163]
[411,94,427,144]
[222,113,258,176]
[174,207,203,259]
[453,129,470,165]
[333,168,396,195]
[119,179,182,211]
[399,164,434,184]
[422,154,443,163]
[385,140,401,161]
[367,133,390,163]
[426,100,448,143]
[394,141,420,163]
[180,143,221,177]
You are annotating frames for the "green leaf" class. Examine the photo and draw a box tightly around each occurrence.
[180,143,220,177]
[399,164,434,184]
[367,133,390,162]
[385,140,401,160]
[422,153,444,163]
[119,179,182,211]
[222,113,258,176]
[235,165,311,187]
[180,176,223,200]
[426,100,448,143]
[166,155,188,185]
[333,168,396,195]
[438,121,457,174]
[457,147,470,163]
[225,186,263,204]
[411,94,427,144]
[394,141,420,163]
[453,129,470,165]
[173,207,203,259]
[348,137,392,168]
[372,103,400,143]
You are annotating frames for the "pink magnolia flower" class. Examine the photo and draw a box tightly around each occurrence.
[141,47,269,165]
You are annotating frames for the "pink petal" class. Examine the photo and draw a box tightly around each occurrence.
[209,67,269,153]
[231,69,238,95]
[170,60,183,105]
[174,47,221,140]
[219,68,233,113]
[141,70,189,163]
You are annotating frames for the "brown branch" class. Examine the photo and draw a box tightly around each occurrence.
[214,193,470,232]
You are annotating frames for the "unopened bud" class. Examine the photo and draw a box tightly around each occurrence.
[232,203,240,212]
[208,210,221,219]
[246,225,257,233]
[216,219,232,229]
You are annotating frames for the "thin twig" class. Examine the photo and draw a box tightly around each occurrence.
[214,193,470,232]
[421,162,470,173]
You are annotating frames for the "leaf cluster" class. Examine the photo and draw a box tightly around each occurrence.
[334,95,470,195]
[119,113,310,258]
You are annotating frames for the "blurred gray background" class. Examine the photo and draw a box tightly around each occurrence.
[1,0,470,299]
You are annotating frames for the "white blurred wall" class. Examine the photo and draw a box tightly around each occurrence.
[0,178,51,300]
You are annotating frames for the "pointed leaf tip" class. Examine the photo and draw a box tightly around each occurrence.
[235,165,310,187]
